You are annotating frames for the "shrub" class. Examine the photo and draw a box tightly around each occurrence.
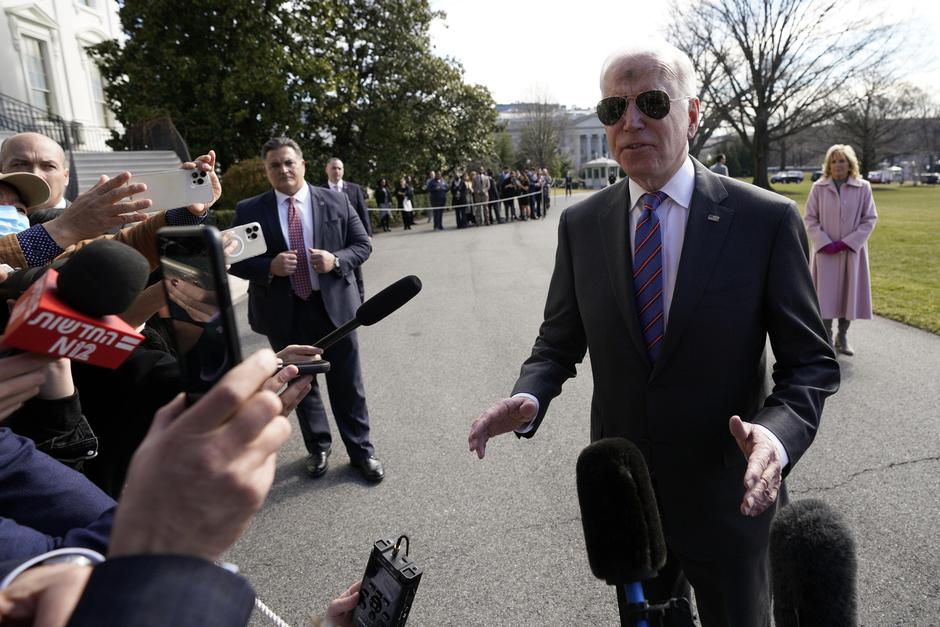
[215,158,269,212]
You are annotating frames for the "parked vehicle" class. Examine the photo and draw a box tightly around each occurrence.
[770,170,804,184]
[811,170,823,182]
[920,172,939,185]
[868,170,889,183]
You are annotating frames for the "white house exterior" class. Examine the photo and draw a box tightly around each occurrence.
[498,104,611,174]
[0,0,121,148]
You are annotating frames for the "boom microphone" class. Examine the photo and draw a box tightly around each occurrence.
[770,499,857,627]
[313,275,422,350]
[576,438,667,627]
[2,241,149,368]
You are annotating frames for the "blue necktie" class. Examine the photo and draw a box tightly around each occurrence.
[633,192,668,362]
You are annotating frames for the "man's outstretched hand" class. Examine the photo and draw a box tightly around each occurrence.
[729,415,782,517]
[468,397,537,459]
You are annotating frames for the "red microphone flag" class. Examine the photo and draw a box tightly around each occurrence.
[2,268,143,368]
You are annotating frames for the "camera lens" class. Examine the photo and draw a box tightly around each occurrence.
[191,172,198,178]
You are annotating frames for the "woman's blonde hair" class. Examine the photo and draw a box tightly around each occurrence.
[822,144,861,179]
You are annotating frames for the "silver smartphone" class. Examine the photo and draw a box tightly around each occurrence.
[129,169,214,213]
[221,221,268,263]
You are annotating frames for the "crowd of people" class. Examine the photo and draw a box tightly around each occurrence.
[0,132,363,625]
[372,167,556,232]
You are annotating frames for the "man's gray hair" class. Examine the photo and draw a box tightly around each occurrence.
[599,41,698,98]
[261,137,303,160]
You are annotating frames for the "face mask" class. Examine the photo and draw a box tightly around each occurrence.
[0,205,30,236]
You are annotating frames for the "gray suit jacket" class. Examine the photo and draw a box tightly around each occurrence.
[228,183,371,334]
[512,159,839,560]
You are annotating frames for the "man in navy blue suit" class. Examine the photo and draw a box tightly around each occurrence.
[229,138,383,482]
[323,157,371,302]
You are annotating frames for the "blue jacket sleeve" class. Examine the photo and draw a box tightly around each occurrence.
[0,428,115,565]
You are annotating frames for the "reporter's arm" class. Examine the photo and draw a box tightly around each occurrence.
[0,430,115,561]
[66,555,255,627]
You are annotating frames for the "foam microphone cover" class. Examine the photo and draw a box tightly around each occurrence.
[55,240,149,317]
[576,437,666,584]
[770,499,857,627]
[356,275,422,326]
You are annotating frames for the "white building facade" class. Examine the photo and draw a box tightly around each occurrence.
[0,0,121,149]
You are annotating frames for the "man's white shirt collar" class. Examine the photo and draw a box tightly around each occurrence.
[275,182,309,207]
[628,156,695,210]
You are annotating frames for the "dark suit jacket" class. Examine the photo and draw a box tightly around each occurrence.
[66,555,255,626]
[322,180,371,236]
[228,184,371,333]
[513,160,839,560]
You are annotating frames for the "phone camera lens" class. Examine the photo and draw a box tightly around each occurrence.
[191,172,198,179]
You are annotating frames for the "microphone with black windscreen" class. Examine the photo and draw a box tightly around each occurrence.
[770,499,857,627]
[2,240,150,368]
[55,240,150,316]
[576,438,670,627]
[312,275,422,350]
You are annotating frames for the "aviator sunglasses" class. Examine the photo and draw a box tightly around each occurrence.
[595,91,687,125]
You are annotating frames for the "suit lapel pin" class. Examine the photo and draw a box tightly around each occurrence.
[707,214,721,223]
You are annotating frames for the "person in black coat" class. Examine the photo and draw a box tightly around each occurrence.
[375,178,393,232]
[395,176,415,230]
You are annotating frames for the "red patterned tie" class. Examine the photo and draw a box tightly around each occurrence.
[287,196,314,299]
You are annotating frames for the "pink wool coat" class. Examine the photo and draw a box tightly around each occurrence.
[803,176,877,319]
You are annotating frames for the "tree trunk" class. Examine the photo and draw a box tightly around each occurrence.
[751,120,771,189]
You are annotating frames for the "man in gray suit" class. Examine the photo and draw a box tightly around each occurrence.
[229,137,383,482]
[468,43,838,625]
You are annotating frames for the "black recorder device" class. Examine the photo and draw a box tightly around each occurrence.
[353,535,422,627]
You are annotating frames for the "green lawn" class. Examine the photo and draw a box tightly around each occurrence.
[761,180,940,334]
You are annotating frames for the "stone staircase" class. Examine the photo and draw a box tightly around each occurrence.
[72,150,183,193]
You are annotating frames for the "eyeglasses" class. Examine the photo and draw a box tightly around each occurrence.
[595,91,687,125]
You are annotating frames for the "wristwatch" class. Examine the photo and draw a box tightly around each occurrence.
[332,255,342,275]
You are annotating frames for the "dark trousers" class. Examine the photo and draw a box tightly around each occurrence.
[487,199,501,223]
[433,208,444,230]
[268,292,373,461]
[642,545,771,627]
[402,210,414,229]
[455,206,467,228]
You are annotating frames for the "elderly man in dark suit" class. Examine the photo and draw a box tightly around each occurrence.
[323,157,370,302]
[468,43,839,626]
[229,138,383,482]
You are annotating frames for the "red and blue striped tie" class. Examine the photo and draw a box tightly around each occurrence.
[633,191,668,363]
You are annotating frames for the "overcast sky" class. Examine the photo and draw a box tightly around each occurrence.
[428,0,940,109]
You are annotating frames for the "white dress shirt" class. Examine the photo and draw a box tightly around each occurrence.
[628,157,694,327]
[274,184,319,290]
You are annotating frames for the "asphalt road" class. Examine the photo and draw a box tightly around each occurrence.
[225,190,940,626]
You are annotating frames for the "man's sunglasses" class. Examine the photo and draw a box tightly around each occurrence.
[595,91,687,125]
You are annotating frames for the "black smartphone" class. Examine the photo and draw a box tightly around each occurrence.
[277,360,331,376]
[157,225,242,404]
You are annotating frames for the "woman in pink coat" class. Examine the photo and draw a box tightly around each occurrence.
[803,144,877,355]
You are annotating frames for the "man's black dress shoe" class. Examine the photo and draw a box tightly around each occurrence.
[351,456,384,482]
[305,450,330,478]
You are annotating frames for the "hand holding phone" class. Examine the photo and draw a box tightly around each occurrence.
[131,169,214,213]
[221,222,268,263]
[157,226,241,404]
[275,344,329,376]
